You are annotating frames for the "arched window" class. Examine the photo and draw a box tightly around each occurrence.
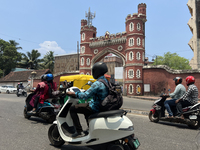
[128,69,134,79]
[129,22,134,32]
[142,39,145,47]
[129,38,134,47]
[136,69,141,78]
[137,23,141,31]
[82,33,85,41]
[137,37,141,46]
[129,51,134,61]
[86,58,90,66]
[129,84,134,94]
[136,85,141,94]
[81,57,84,66]
[81,46,85,54]
[86,72,90,75]
[136,52,141,60]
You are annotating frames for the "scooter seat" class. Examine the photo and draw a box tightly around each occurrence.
[88,109,125,119]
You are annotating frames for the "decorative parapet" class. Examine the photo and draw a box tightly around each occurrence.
[89,37,126,48]
[143,65,200,74]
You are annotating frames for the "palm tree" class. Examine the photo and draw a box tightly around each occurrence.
[9,40,22,50]
[19,49,43,69]
[41,51,55,73]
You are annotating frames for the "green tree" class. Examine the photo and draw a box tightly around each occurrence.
[152,52,192,70]
[19,49,43,69]
[41,51,55,73]
[9,40,22,50]
[0,39,22,77]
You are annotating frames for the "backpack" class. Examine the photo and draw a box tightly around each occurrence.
[47,82,60,98]
[98,79,123,111]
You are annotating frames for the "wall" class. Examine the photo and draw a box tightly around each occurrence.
[143,65,200,97]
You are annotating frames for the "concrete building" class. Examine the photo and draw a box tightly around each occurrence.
[187,0,200,69]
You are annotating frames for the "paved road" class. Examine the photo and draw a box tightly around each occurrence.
[0,93,199,150]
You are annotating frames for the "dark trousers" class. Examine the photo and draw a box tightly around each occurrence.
[176,100,193,115]
[34,96,40,108]
[70,103,94,133]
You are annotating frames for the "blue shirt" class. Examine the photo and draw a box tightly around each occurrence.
[75,76,109,112]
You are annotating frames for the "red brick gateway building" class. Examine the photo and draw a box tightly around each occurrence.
[53,3,200,97]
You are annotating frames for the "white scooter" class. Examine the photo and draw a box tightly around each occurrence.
[48,84,140,150]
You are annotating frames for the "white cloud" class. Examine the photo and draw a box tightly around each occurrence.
[37,41,66,56]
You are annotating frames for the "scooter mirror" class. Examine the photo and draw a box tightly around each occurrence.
[87,81,93,86]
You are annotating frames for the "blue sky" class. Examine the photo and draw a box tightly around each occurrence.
[0,0,192,61]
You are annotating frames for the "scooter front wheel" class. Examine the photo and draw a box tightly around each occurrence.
[23,107,31,119]
[149,110,160,123]
[48,124,65,147]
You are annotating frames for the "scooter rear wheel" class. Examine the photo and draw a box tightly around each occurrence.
[149,111,160,123]
[48,124,65,147]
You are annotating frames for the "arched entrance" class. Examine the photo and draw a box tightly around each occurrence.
[79,3,147,96]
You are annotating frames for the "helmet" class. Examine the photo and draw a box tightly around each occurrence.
[92,62,108,79]
[173,77,182,85]
[20,82,23,84]
[43,73,53,81]
[40,74,45,81]
[18,83,20,84]
[186,76,195,86]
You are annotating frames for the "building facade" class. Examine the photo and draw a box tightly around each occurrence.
[187,0,200,69]
[79,3,147,96]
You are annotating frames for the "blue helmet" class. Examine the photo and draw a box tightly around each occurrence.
[43,74,53,81]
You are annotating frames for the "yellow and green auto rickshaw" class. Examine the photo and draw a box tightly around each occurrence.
[59,74,96,104]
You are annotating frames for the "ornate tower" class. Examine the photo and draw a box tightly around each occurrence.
[80,8,97,75]
[124,3,147,95]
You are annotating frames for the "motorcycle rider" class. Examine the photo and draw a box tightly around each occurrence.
[175,76,199,119]
[28,74,46,114]
[164,77,186,118]
[19,82,24,89]
[66,62,109,138]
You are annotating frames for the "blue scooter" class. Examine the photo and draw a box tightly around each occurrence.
[23,93,61,123]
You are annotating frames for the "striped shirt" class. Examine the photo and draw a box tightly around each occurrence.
[180,84,198,104]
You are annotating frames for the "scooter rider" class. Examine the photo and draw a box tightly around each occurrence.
[164,77,186,118]
[175,76,199,119]
[66,62,109,138]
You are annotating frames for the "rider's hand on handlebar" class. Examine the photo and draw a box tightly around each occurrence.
[66,91,76,98]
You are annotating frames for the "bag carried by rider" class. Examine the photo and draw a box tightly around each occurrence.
[98,79,123,111]
[47,82,60,98]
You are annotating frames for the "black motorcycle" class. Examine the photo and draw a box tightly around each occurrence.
[149,93,200,129]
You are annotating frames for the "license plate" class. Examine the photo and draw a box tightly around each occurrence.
[133,138,140,149]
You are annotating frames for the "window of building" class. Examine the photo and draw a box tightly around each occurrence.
[137,23,141,31]
[86,58,90,66]
[80,72,84,74]
[136,69,141,78]
[137,37,141,46]
[136,52,141,60]
[129,22,134,32]
[82,33,85,41]
[129,84,134,94]
[81,57,84,66]
[86,72,90,75]
[81,46,85,54]
[142,39,145,47]
[136,85,141,94]
[128,69,134,79]
[129,38,134,47]
[129,51,134,61]
[142,52,145,61]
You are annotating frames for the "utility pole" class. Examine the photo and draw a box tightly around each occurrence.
[77,41,79,70]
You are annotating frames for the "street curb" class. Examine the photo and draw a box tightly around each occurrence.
[125,96,158,101]
[122,108,149,116]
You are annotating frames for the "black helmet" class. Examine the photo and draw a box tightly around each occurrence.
[173,77,182,85]
[92,62,108,79]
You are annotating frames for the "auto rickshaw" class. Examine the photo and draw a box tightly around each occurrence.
[59,74,96,104]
